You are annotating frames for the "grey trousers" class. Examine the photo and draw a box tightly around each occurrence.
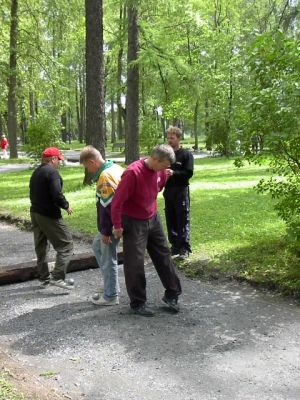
[30,212,74,281]
[122,213,182,308]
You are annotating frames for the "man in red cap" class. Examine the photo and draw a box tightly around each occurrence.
[29,147,74,290]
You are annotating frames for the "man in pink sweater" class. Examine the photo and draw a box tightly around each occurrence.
[112,144,182,317]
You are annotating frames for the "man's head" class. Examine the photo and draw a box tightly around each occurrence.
[147,144,175,171]
[42,147,64,168]
[80,145,104,174]
[166,126,182,150]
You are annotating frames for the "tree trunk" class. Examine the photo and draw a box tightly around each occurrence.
[85,0,105,158]
[111,96,116,143]
[78,68,86,143]
[116,5,126,140]
[125,4,139,164]
[7,0,18,158]
[61,112,67,142]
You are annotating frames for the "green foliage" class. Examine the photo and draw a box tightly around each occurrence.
[25,114,61,160]
[140,115,160,153]
[246,31,300,243]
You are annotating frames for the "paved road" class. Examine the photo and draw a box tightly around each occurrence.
[0,223,299,400]
[0,149,209,173]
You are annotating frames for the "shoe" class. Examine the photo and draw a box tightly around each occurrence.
[170,247,179,256]
[162,295,179,313]
[40,279,50,287]
[91,295,119,306]
[131,305,154,317]
[49,279,74,290]
[178,249,189,260]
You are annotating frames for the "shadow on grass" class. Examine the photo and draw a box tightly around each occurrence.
[181,237,300,298]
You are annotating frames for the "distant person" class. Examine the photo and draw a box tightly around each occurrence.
[67,132,72,144]
[258,133,264,152]
[164,126,194,259]
[251,134,259,154]
[29,147,74,290]
[111,144,182,317]
[80,146,124,306]
[0,134,9,159]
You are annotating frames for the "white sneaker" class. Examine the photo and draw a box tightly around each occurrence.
[49,279,74,290]
[91,295,119,306]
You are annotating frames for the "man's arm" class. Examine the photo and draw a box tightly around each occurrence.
[49,171,70,211]
[111,169,135,231]
[173,151,194,180]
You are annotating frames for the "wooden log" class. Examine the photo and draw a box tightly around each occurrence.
[0,251,123,285]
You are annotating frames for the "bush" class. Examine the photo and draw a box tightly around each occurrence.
[25,114,61,161]
[140,116,161,153]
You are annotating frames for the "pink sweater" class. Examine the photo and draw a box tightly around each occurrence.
[111,159,167,229]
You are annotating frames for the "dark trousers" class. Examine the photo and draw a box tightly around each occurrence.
[30,212,74,281]
[163,186,191,253]
[122,214,182,309]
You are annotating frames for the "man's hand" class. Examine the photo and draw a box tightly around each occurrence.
[165,168,174,178]
[66,207,73,215]
[102,235,112,245]
[112,227,123,239]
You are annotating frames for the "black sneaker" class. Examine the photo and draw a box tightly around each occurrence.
[131,305,154,317]
[171,247,179,256]
[178,249,189,260]
[162,295,179,313]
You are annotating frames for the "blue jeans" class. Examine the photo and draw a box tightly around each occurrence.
[92,232,120,300]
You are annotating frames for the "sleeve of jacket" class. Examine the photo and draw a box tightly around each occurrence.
[48,170,69,210]
[173,151,194,180]
[111,169,136,229]
[97,204,113,236]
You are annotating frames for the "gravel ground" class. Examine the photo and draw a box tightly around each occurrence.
[0,221,91,267]
[0,223,300,400]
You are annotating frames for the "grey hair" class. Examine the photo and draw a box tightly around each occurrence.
[151,144,175,164]
[80,145,102,163]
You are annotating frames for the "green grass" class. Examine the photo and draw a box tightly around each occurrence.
[0,157,299,296]
[0,375,28,400]
[0,158,31,165]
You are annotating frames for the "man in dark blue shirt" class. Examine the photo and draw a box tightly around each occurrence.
[29,147,74,289]
[164,127,194,259]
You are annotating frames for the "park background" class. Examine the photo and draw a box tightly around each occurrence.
[0,1,300,398]
[0,1,299,308]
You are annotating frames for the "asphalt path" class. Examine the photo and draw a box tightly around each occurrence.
[0,149,210,173]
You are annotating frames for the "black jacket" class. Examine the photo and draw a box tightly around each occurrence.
[165,147,194,188]
[30,163,69,219]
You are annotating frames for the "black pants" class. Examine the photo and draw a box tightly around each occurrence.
[163,186,191,253]
[122,214,182,309]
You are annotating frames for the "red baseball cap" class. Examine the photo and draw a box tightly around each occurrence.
[42,147,64,160]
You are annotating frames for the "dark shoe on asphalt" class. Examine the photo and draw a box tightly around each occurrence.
[162,295,179,313]
[49,278,74,290]
[131,305,154,317]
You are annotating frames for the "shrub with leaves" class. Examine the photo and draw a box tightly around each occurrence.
[25,114,61,161]
[245,31,300,244]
